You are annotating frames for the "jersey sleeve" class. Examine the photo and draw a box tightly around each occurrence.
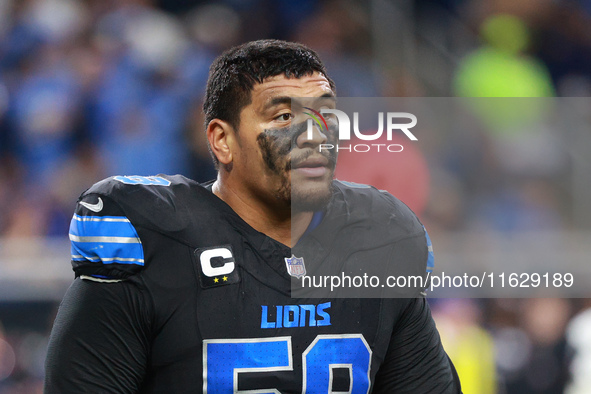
[45,278,153,393]
[69,193,145,280]
[372,297,462,393]
[45,186,154,392]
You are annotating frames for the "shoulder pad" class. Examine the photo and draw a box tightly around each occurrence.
[332,179,424,238]
[69,174,209,280]
[332,179,433,274]
[82,174,210,233]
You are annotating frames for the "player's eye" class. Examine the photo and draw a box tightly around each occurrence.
[276,113,293,122]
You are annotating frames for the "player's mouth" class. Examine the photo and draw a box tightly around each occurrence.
[292,156,330,178]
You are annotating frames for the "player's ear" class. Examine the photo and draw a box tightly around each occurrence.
[207,119,235,165]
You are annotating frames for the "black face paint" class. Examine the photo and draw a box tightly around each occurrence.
[256,120,339,206]
[256,123,298,175]
[257,120,338,175]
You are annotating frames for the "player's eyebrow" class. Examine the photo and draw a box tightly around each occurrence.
[264,96,293,111]
[315,92,336,105]
[263,93,335,113]
[318,92,335,99]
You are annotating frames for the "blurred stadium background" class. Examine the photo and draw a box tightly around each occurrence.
[1,0,591,392]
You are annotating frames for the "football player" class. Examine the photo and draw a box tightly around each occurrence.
[45,40,461,393]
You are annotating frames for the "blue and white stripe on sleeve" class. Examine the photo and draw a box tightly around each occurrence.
[69,214,144,266]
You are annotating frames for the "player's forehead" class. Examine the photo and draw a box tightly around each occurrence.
[250,73,334,111]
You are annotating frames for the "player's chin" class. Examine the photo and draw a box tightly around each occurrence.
[291,176,333,213]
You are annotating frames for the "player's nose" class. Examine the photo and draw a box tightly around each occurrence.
[296,119,328,149]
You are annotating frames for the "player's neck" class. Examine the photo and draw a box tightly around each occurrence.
[212,180,312,247]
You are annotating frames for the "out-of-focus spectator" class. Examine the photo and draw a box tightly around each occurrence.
[6,0,87,189]
[454,14,555,98]
[433,299,497,394]
[565,301,591,394]
[293,0,382,96]
[499,298,572,393]
[90,4,193,176]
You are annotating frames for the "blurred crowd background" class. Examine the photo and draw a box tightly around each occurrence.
[0,0,591,392]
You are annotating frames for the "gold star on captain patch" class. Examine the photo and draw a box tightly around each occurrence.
[213,277,219,283]
[222,276,228,281]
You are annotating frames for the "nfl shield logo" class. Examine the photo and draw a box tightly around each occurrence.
[284,255,306,278]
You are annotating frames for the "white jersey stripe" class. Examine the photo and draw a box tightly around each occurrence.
[69,234,141,244]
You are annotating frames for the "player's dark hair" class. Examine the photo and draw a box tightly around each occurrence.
[203,39,335,165]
